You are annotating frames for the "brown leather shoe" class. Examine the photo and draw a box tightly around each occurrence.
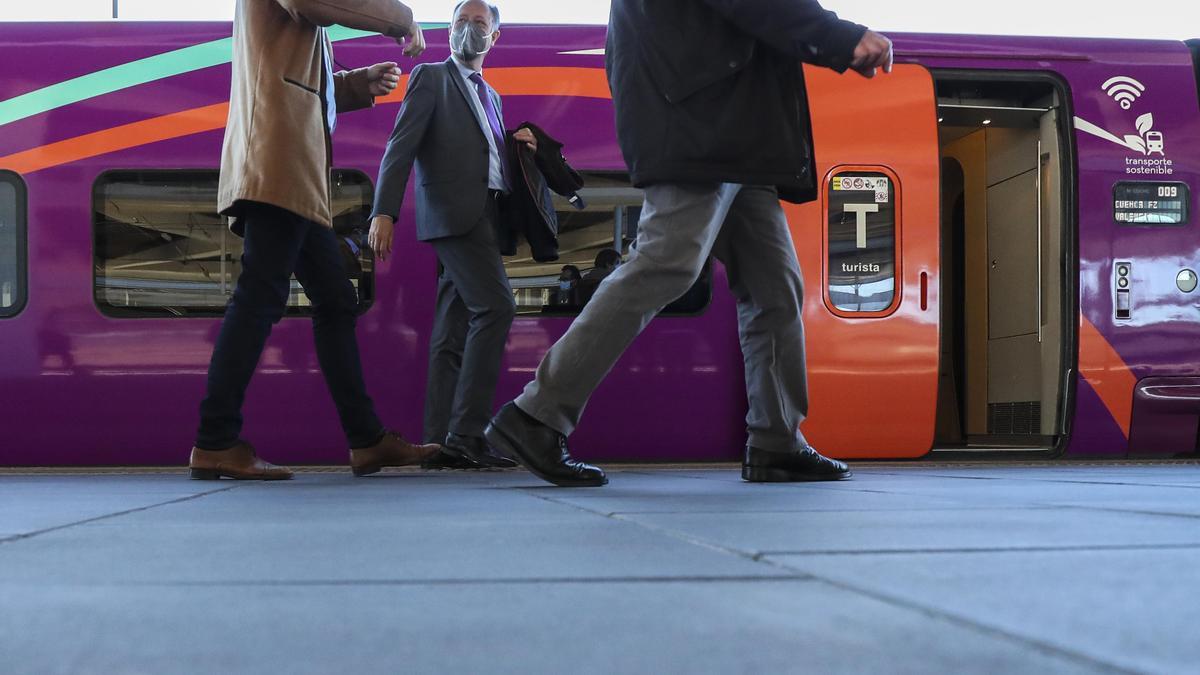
[189,441,294,481]
[350,431,441,477]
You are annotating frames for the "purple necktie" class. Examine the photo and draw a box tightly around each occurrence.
[468,72,508,185]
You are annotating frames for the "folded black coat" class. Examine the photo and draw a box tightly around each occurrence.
[499,122,585,262]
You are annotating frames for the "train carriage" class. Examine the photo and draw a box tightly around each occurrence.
[0,22,1197,465]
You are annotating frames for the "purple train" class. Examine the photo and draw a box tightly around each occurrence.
[0,22,1197,465]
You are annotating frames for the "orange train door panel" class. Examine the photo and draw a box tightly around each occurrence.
[787,64,941,459]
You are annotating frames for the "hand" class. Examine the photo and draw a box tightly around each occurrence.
[513,127,537,152]
[368,215,396,261]
[367,62,401,97]
[396,22,425,57]
[850,30,893,78]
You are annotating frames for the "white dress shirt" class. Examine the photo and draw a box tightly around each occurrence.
[452,56,507,192]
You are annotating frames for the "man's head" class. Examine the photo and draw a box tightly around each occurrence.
[593,248,621,271]
[449,1,500,63]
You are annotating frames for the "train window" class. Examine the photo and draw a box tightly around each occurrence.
[0,171,27,318]
[503,171,711,316]
[825,169,900,315]
[93,170,375,317]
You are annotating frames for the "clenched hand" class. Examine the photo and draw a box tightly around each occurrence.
[367,62,402,97]
[513,127,537,152]
[396,22,426,57]
[851,30,893,78]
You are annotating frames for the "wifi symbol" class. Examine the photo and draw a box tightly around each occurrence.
[1103,76,1146,110]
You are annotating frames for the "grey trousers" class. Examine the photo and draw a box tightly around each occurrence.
[515,183,811,452]
[425,206,516,442]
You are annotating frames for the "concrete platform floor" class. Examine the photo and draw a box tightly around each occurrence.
[2,462,1199,674]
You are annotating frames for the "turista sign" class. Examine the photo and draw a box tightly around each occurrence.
[827,172,896,313]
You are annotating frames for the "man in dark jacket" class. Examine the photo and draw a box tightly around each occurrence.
[485,0,892,487]
[498,123,584,263]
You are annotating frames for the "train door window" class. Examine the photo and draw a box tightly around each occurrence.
[503,171,711,316]
[93,170,374,317]
[0,171,27,318]
[824,168,900,316]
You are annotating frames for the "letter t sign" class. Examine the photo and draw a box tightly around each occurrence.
[843,203,879,249]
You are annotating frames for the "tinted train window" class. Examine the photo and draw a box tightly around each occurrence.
[503,172,711,316]
[826,170,899,314]
[93,170,374,317]
[0,171,27,317]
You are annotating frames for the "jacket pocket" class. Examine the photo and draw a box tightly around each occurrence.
[282,76,320,95]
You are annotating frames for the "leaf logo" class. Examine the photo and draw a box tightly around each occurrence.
[1123,113,1165,156]
[1135,113,1154,136]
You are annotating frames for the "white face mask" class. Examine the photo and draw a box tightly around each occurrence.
[450,22,493,60]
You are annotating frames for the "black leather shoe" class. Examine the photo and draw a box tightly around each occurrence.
[430,432,519,470]
[484,402,607,487]
[420,447,478,470]
[742,444,851,482]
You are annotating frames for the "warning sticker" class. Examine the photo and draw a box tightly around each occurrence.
[833,175,888,192]
[833,175,890,203]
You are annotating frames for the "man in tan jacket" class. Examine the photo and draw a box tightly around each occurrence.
[189,0,438,481]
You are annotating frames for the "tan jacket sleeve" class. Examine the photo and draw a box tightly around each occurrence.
[333,68,375,113]
[276,0,416,38]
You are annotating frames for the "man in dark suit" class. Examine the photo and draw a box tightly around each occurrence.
[370,0,536,470]
[485,0,893,486]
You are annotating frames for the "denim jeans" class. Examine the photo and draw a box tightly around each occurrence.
[195,202,384,450]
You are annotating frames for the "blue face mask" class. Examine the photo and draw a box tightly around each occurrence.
[559,280,572,290]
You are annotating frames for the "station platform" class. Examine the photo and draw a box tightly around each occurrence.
[2,461,1198,674]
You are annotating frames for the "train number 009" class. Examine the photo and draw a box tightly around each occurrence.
[1158,185,1179,197]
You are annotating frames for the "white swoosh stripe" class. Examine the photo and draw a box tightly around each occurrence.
[1074,115,1139,152]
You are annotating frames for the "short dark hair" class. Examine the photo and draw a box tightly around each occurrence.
[452,1,500,31]
[594,248,621,268]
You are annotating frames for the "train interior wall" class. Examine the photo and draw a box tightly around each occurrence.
[934,76,1069,451]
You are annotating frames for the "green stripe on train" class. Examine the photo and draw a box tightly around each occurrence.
[0,24,443,128]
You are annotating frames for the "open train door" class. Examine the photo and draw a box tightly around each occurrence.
[785,65,941,459]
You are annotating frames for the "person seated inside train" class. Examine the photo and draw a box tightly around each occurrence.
[577,248,621,305]
[551,264,582,307]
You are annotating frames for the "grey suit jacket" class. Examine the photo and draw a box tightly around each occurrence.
[371,58,505,241]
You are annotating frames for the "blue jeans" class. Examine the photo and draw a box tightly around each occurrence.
[195,202,384,450]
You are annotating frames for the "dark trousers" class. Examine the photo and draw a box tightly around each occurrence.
[423,198,516,443]
[196,202,384,450]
